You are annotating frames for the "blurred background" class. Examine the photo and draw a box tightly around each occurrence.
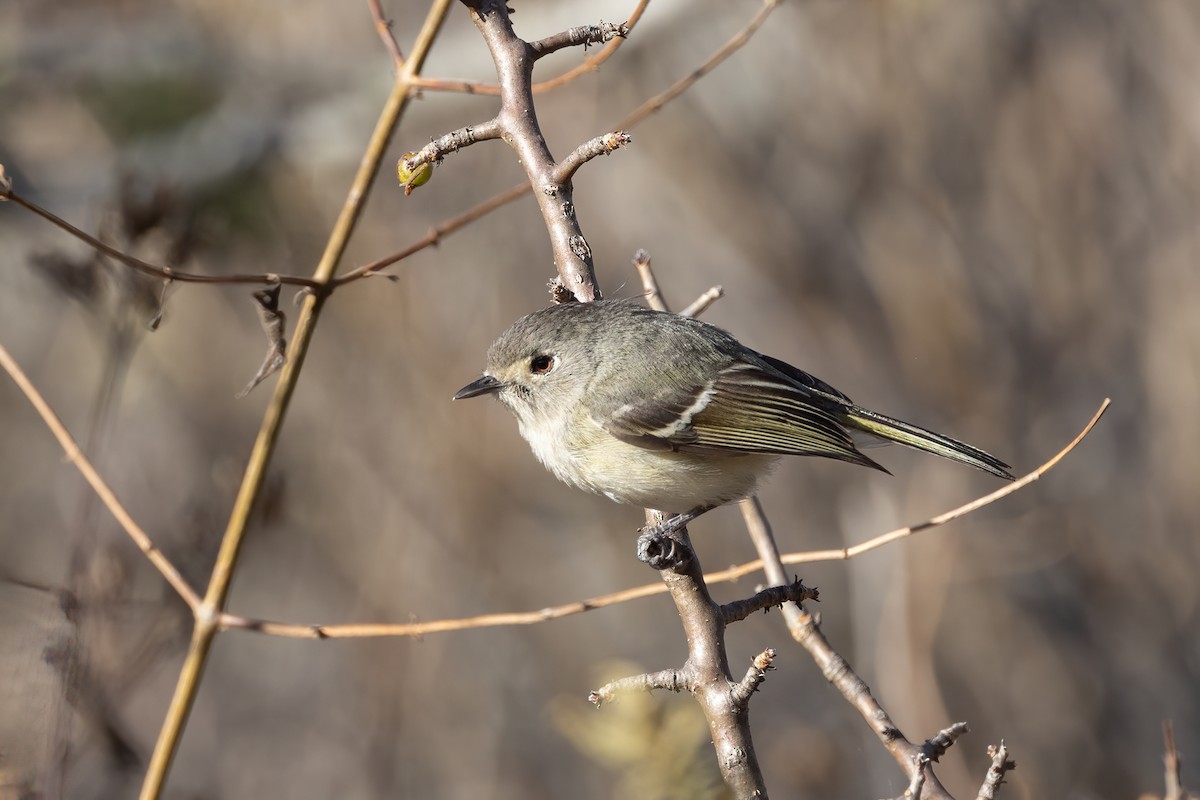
[2,0,1198,797]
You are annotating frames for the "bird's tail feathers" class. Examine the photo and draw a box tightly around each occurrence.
[840,407,1015,480]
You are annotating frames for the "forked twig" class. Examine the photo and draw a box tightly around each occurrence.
[411,0,649,95]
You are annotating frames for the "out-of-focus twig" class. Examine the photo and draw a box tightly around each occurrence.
[0,185,321,290]
[0,343,201,610]
[411,0,649,95]
[341,0,772,285]
[976,741,1015,800]
[553,131,633,184]
[615,0,779,131]
[369,0,406,69]
[528,21,629,60]
[632,249,667,311]
[1163,721,1187,800]
[137,2,455,798]
[731,400,1109,795]
[679,286,724,318]
[213,374,1109,644]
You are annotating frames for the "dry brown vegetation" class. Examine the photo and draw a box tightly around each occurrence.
[1,1,1197,798]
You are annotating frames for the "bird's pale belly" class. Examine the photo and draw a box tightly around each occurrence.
[519,414,777,511]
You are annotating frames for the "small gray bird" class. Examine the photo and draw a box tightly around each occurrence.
[455,300,1012,554]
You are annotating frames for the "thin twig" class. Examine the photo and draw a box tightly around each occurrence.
[368,0,406,69]
[1164,721,1186,800]
[137,3,455,798]
[214,399,1108,641]
[411,0,649,95]
[553,131,632,184]
[976,741,1015,800]
[0,343,201,610]
[923,722,971,762]
[679,286,724,318]
[1,188,321,290]
[338,0,771,286]
[615,0,779,131]
[588,668,687,706]
[333,183,529,286]
[529,21,629,60]
[401,119,504,172]
[633,249,668,311]
[461,0,602,300]
[729,648,776,706]
[719,580,817,624]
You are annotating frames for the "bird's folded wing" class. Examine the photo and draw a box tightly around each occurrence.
[598,362,880,468]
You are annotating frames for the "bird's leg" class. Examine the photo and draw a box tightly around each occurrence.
[636,505,715,570]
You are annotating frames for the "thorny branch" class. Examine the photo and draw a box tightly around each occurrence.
[3,0,769,293]
[412,0,637,301]
[976,741,1016,800]
[634,514,768,798]
[411,0,648,95]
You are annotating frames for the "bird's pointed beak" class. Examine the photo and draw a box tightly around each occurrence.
[453,374,505,400]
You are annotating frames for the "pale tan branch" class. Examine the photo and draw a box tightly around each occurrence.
[410,0,649,95]
[340,0,771,285]
[976,741,1016,800]
[216,399,1108,641]
[369,0,406,69]
[1,182,320,290]
[679,286,724,318]
[615,0,779,131]
[0,343,201,610]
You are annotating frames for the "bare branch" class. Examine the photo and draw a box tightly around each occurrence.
[334,182,529,286]
[411,0,649,95]
[529,21,629,60]
[0,343,201,610]
[553,131,632,184]
[139,3,456,796]
[679,285,724,318]
[649,515,768,798]
[368,0,406,69]
[729,648,776,706]
[1163,721,1186,800]
[588,668,687,707]
[213,400,1109,641]
[1,181,321,290]
[976,741,1016,800]
[342,0,772,286]
[720,579,817,624]
[459,0,602,301]
[616,0,780,131]
[633,249,668,311]
[923,722,971,762]
[401,119,503,173]
[886,754,929,800]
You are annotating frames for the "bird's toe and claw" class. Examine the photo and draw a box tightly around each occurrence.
[635,506,712,570]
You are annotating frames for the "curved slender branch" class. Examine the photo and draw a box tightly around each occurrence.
[1,187,321,290]
[529,21,628,60]
[411,0,649,95]
[369,0,406,69]
[138,3,455,798]
[553,131,632,184]
[214,402,1108,641]
[0,343,201,610]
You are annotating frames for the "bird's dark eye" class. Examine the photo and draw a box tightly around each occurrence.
[530,354,556,375]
